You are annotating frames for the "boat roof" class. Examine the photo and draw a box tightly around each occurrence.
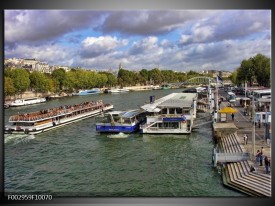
[141,93,197,112]
[107,110,144,118]
[122,110,144,118]
[258,98,271,103]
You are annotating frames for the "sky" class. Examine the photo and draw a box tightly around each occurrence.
[4,10,271,72]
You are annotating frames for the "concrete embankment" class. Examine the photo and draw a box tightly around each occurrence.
[212,100,271,197]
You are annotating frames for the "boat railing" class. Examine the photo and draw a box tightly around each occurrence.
[9,101,105,122]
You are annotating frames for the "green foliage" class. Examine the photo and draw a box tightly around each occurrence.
[231,53,270,87]
[117,68,136,86]
[149,68,163,84]
[52,68,66,91]
[4,76,16,96]
[99,72,117,87]
[252,54,270,87]
[10,68,30,94]
[29,71,51,93]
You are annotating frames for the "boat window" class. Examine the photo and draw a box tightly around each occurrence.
[173,122,179,128]
[161,108,168,114]
[176,108,183,114]
[124,118,131,124]
[169,108,175,115]
[113,115,120,122]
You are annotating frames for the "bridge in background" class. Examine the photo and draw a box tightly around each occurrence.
[168,76,220,88]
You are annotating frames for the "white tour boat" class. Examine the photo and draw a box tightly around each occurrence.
[140,93,197,134]
[9,97,46,107]
[5,100,113,135]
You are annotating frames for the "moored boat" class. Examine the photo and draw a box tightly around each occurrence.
[4,102,10,109]
[108,88,130,93]
[95,109,146,133]
[9,97,46,107]
[72,88,100,95]
[5,100,113,135]
[140,93,197,134]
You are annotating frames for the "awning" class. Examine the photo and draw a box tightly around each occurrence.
[218,107,238,113]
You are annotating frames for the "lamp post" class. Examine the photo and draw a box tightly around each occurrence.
[251,95,255,158]
[244,80,247,108]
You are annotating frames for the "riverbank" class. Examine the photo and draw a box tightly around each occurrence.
[212,90,271,197]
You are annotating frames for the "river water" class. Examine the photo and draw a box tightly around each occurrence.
[4,89,244,196]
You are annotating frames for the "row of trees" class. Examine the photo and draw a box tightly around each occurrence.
[230,53,270,87]
[5,53,270,98]
[4,68,118,97]
[4,67,207,97]
[117,68,203,86]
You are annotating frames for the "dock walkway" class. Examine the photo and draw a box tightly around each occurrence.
[213,97,271,197]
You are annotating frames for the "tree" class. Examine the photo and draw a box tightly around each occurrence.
[10,68,30,96]
[149,68,163,84]
[117,68,136,86]
[238,58,257,86]
[64,70,78,92]
[231,53,270,87]
[252,54,270,87]
[52,68,66,92]
[29,71,50,93]
[4,76,16,97]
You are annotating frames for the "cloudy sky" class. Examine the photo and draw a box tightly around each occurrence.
[5,10,271,72]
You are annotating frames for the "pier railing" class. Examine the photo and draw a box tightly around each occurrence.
[213,151,250,167]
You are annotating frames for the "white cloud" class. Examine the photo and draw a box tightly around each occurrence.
[80,36,128,58]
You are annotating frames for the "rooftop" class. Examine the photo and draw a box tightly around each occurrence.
[141,93,197,112]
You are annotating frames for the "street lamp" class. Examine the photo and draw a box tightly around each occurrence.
[251,95,255,158]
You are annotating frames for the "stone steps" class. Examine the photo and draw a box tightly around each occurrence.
[218,132,271,197]
[224,162,271,197]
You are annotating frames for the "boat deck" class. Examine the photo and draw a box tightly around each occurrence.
[9,101,107,122]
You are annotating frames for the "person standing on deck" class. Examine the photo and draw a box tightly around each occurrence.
[231,113,234,121]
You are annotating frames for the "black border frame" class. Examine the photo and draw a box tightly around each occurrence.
[1,0,274,205]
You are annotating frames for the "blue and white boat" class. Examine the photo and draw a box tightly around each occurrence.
[95,109,146,133]
[72,88,100,96]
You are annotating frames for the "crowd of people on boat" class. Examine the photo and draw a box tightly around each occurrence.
[9,100,105,122]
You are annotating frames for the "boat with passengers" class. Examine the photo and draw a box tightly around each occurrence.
[95,109,146,133]
[140,93,197,134]
[9,97,46,107]
[5,100,113,135]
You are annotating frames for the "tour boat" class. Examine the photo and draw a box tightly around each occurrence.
[5,100,113,135]
[95,109,146,133]
[9,97,46,107]
[140,93,197,134]
[72,88,101,95]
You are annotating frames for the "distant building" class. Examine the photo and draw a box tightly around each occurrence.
[4,58,71,74]
[57,66,70,72]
